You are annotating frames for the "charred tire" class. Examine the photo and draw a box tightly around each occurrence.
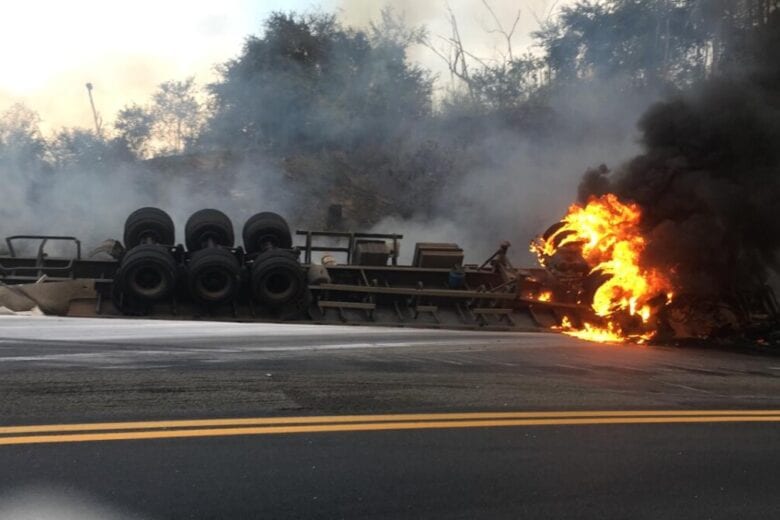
[242,212,292,253]
[185,209,234,251]
[116,244,177,302]
[123,207,175,248]
[187,248,241,304]
[251,251,306,307]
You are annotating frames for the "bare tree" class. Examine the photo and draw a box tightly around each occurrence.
[423,2,481,98]
[424,1,540,108]
[480,0,522,61]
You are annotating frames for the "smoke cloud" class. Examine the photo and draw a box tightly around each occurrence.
[578,16,780,296]
[0,1,653,266]
[4,0,773,284]
[372,79,657,264]
[336,0,561,78]
[0,152,296,255]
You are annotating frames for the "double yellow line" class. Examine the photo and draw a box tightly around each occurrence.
[1,410,779,446]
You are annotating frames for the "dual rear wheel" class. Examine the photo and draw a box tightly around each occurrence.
[114,208,305,310]
[115,244,178,302]
[250,250,306,307]
[242,212,302,307]
[115,209,178,306]
[184,209,238,305]
[187,247,241,304]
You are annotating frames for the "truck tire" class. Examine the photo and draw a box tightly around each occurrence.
[185,209,234,251]
[242,212,292,254]
[116,244,177,301]
[251,250,305,307]
[124,207,175,248]
[187,248,241,304]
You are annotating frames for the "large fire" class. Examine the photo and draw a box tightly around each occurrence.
[531,193,674,343]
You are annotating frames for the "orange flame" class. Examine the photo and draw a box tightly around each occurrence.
[555,316,626,343]
[532,194,673,343]
[537,290,552,302]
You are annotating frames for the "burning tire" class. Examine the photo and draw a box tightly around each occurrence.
[123,207,175,248]
[185,209,234,251]
[116,244,178,302]
[242,212,292,254]
[187,247,241,304]
[250,250,305,307]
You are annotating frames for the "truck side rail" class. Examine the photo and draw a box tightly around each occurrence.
[296,230,402,265]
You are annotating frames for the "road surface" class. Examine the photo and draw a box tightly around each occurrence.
[0,316,778,518]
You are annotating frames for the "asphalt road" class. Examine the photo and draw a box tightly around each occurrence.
[0,316,779,519]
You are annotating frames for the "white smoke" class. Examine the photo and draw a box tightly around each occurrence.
[0,155,296,252]
[372,79,657,265]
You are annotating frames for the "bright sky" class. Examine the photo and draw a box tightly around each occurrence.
[0,0,562,132]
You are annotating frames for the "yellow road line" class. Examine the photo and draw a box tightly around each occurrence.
[0,415,779,446]
[2,410,780,435]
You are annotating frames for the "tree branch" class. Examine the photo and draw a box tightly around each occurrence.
[481,0,522,60]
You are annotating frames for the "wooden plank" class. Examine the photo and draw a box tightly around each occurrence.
[472,307,514,315]
[311,283,588,310]
[318,301,376,311]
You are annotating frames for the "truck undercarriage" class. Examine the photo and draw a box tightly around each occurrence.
[0,208,593,332]
[1,207,776,344]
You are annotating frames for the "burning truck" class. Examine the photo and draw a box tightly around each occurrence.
[532,193,778,343]
[0,200,777,345]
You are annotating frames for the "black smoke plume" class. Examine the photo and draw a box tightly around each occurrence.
[579,12,780,297]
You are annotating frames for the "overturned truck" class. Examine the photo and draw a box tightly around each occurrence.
[1,207,777,342]
[0,207,593,332]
